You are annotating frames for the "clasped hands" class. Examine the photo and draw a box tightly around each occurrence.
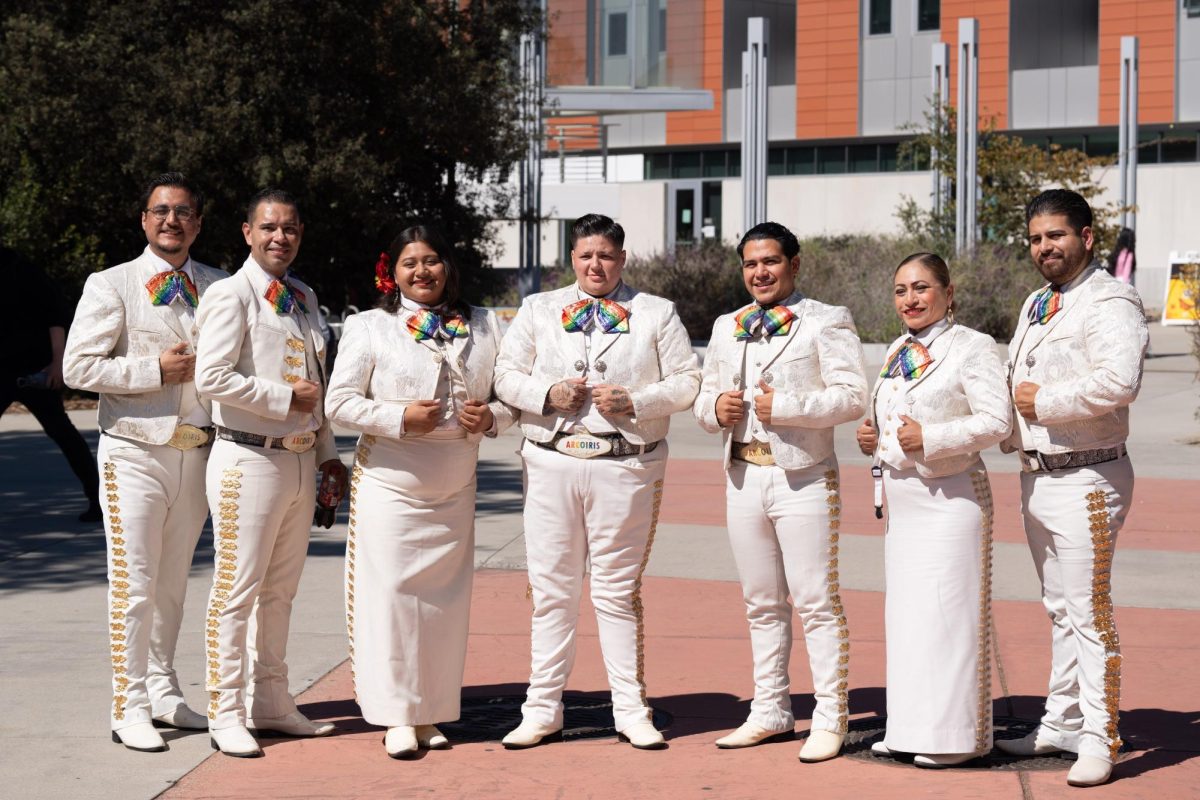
[546,377,634,417]
[403,399,495,436]
[715,380,777,427]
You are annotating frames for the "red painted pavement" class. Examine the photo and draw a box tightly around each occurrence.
[163,571,1199,800]
[661,459,1200,552]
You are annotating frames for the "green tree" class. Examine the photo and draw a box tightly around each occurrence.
[0,0,540,308]
[896,104,1121,257]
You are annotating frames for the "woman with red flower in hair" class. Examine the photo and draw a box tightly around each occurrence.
[325,224,515,758]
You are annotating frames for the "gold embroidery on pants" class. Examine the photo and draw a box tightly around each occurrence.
[345,437,372,691]
[630,478,664,705]
[1087,486,1122,761]
[205,467,242,721]
[970,469,995,753]
[103,461,129,721]
[824,468,849,734]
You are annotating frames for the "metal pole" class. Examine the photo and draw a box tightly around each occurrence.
[741,17,769,230]
[1122,36,1139,230]
[956,18,979,253]
[931,43,950,218]
[517,27,544,299]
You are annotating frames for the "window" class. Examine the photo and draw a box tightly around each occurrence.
[786,147,816,175]
[608,12,628,57]
[768,149,786,176]
[869,0,892,35]
[917,0,940,31]
[659,8,667,52]
[817,145,847,174]
[849,144,879,173]
[1187,0,1200,19]
[672,151,701,179]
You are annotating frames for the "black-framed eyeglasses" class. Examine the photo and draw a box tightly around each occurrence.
[146,204,198,222]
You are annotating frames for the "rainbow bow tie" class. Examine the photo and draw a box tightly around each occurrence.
[265,279,307,315]
[407,308,469,341]
[561,298,629,333]
[1027,285,1063,325]
[733,304,795,339]
[881,339,933,381]
[146,270,198,309]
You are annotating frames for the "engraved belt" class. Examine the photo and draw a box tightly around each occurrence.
[1020,444,1127,474]
[166,424,214,450]
[216,426,317,454]
[732,439,775,466]
[533,430,659,459]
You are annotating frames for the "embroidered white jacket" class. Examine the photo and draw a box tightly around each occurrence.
[494,282,701,445]
[870,324,1012,478]
[1002,266,1147,455]
[694,296,869,470]
[325,306,516,442]
[63,247,227,445]
[194,258,336,464]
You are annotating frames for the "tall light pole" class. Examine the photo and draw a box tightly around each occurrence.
[955,18,979,254]
[741,17,769,229]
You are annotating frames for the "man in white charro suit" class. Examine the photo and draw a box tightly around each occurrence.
[64,172,227,752]
[494,213,700,750]
[195,188,346,757]
[693,221,867,762]
[996,190,1147,788]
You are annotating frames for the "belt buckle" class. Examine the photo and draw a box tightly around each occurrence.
[282,432,316,453]
[554,432,613,459]
[736,440,775,467]
[167,424,209,450]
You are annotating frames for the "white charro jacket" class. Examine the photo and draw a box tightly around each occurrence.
[694,295,869,470]
[870,323,1012,478]
[324,306,516,443]
[194,258,336,465]
[494,282,701,445]
[64,247,227,445]
[1003,265,1147,455]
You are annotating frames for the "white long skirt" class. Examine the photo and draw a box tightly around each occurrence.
[345,430,479,727]
[882,464,994,754]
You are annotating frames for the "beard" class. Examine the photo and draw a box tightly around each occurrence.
[1036,249,1090,285]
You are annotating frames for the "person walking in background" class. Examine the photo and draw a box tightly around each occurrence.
[195,188,346,757]
[998,190,1148,787]
[325,224,515,759]
[1,245,101,522]
[1107,227,1136,286]
[693,222,867,763]
[63,173,227,752]
[494,213,700,751]
[856,253,1010,768]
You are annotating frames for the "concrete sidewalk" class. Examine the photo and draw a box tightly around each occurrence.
[1,324,1197,799]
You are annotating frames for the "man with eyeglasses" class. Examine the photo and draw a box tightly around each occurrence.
[194,188,345,757]
[64,172,228,753]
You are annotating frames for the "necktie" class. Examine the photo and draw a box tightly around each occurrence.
[1027,285,1063,325]
[733,304,795,340]
[146,270,198,309]
[561,298,630,333]
[265,279,307,315]
[407,308,469,341]
[880,339,933,381]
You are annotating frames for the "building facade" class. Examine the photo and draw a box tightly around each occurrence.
[496,0,1200,309]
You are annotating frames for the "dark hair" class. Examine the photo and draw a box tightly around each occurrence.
[1025,189,1092,233]
[378,224,467,316]
[737,222,800,259]
[246,188,302,224]
[895,251,956,316]
[1107,226,1136,274]
[140,172,205,215]
[569,213,624,249]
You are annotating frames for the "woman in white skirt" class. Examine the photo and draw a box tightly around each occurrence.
[856,252,1011,767]
[326,224,514,759]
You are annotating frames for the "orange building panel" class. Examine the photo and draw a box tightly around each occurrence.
[1099,0,1176,125]
[795,0,860,138]
[546,0,589,87]
[940,1,1010,129]
[666,0,724,145]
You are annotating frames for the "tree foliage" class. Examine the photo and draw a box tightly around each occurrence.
[896,104,1122,257]
[0,0,540,310]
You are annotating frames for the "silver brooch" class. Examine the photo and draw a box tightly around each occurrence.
[594,360,607,373]
[574,360,586,373]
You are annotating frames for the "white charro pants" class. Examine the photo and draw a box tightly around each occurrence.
[100,433,210,730]
[1020,457,1133,763]
[519,439,667,732]
[345,431,478,727]
[203,439,316,729]
[724,458,849,734]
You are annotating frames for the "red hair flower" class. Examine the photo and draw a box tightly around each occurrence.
[374,251,396,293]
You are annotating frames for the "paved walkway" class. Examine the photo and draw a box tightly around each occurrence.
[1,325,1197,799]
